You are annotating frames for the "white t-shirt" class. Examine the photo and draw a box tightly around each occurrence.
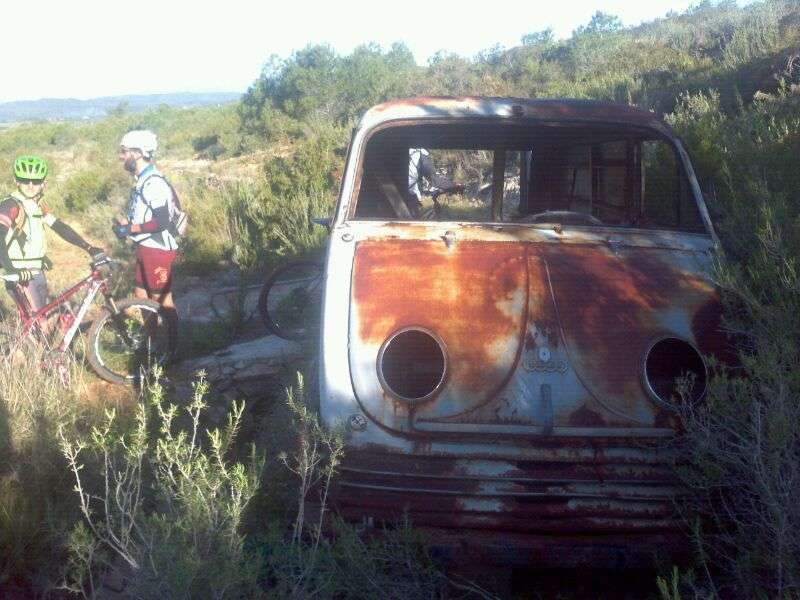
[408,148,430,201]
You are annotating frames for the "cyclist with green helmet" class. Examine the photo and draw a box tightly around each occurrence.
[1,155,104,313]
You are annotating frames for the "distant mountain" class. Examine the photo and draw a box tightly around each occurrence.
[0,92,242,123]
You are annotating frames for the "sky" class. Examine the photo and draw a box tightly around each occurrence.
[1,0,709,103]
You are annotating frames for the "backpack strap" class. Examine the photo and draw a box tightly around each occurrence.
[133,174,180,248]
[139,173,180,211]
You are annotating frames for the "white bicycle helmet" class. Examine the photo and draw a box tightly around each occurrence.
[120,130,158,158]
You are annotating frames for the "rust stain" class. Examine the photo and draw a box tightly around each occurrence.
[540,244,721,416]
[692,296,734,362]
[319,446,684,566]
[352,240,527,392]
[568,405,606,428]
[352,238,725,427]
[365,97,663,129]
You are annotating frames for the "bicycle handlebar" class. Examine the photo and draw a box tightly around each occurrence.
[430,183,465,200]
[91,254,114,269]
[1,255,115,284]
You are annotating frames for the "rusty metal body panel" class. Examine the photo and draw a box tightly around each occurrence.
[317,97,725,566]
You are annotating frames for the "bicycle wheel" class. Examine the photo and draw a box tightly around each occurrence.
[258,260,323,341]
[86,298,176,385]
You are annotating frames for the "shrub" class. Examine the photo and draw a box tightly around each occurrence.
[263,374,454,600]
[239,43,417,132]
[218,178,333,270]
[657,63,800,595]
[191,134,219,153]
[0,331,99,592]
[675,211,800,597]
[60,168,116,212]
[60,369,265,598]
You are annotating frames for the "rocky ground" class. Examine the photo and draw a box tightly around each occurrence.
[172,271,305,408]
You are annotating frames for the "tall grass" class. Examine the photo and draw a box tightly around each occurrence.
[665,84,800,596]
[0,328,110,592]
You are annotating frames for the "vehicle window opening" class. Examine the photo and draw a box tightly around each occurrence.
[351,123,706,233]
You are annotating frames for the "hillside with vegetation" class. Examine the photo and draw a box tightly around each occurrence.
[1,0,799,597]
[0,92,241,124]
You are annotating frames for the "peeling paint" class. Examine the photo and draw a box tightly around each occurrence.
[319,97,727,566]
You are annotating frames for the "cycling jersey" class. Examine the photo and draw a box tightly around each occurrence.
[0,191,57,269]
[127,165,179,251]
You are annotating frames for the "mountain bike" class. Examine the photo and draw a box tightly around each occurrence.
[257,259,324,341]
[418,183,466,220]
[256,186,464,342]
[0,255,176,385]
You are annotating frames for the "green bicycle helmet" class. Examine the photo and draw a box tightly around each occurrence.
[13,155,48,180]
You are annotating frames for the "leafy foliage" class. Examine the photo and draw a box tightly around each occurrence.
[3,1,800,595]
[60,167,125,212]
[60,370,265,598]
[239,43,417,136]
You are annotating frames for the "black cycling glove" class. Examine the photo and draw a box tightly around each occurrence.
[14,268,33,284]
[113,223,131,239]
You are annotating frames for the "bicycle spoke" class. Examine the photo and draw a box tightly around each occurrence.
[260,261,323,341]
[90,301,173,383]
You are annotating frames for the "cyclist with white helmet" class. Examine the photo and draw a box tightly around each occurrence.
[112,130,178,327]
[407,148,459,217]
[0,155,104,312]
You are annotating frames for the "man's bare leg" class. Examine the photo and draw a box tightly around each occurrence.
[142,288,178,353]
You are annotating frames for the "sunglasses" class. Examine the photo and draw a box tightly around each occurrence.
[16,178,45,186]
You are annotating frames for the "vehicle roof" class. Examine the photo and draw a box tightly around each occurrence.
[358,96,669,134]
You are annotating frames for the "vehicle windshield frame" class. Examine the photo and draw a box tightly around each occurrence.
[342,116,714,238]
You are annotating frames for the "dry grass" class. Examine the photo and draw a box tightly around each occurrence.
[0,332,135,590]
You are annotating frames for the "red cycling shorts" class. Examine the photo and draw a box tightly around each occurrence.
[134,245,177,294]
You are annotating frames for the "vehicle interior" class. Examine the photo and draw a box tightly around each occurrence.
[350,122,707,233]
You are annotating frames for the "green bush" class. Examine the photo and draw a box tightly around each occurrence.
[218,177,333,270]
[260,374,453,600]
[666,83,800,597]
[187,124,346,271]
[239,43,417,133]
[60,168,116,212]
[191,134,219,153]
[675,212,800,597]
[61,370,265,598]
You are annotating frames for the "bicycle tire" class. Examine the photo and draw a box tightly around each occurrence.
[258,260,323,341]
[86,298,176,385]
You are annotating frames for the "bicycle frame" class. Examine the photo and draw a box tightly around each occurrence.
[8,266,112,353]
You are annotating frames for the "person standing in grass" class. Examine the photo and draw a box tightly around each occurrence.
[407,148,459,217]
[0,155,104,313]
[112,130,179,328]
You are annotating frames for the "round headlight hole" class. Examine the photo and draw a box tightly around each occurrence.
[378,328,446,402]
[644,337,708,408]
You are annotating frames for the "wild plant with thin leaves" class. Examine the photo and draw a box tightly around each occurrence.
[263,373,492,600]
[59,368,264,599]
[672,207,800,598]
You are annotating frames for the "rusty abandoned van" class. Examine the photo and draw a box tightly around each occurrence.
[317,97,726,567]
